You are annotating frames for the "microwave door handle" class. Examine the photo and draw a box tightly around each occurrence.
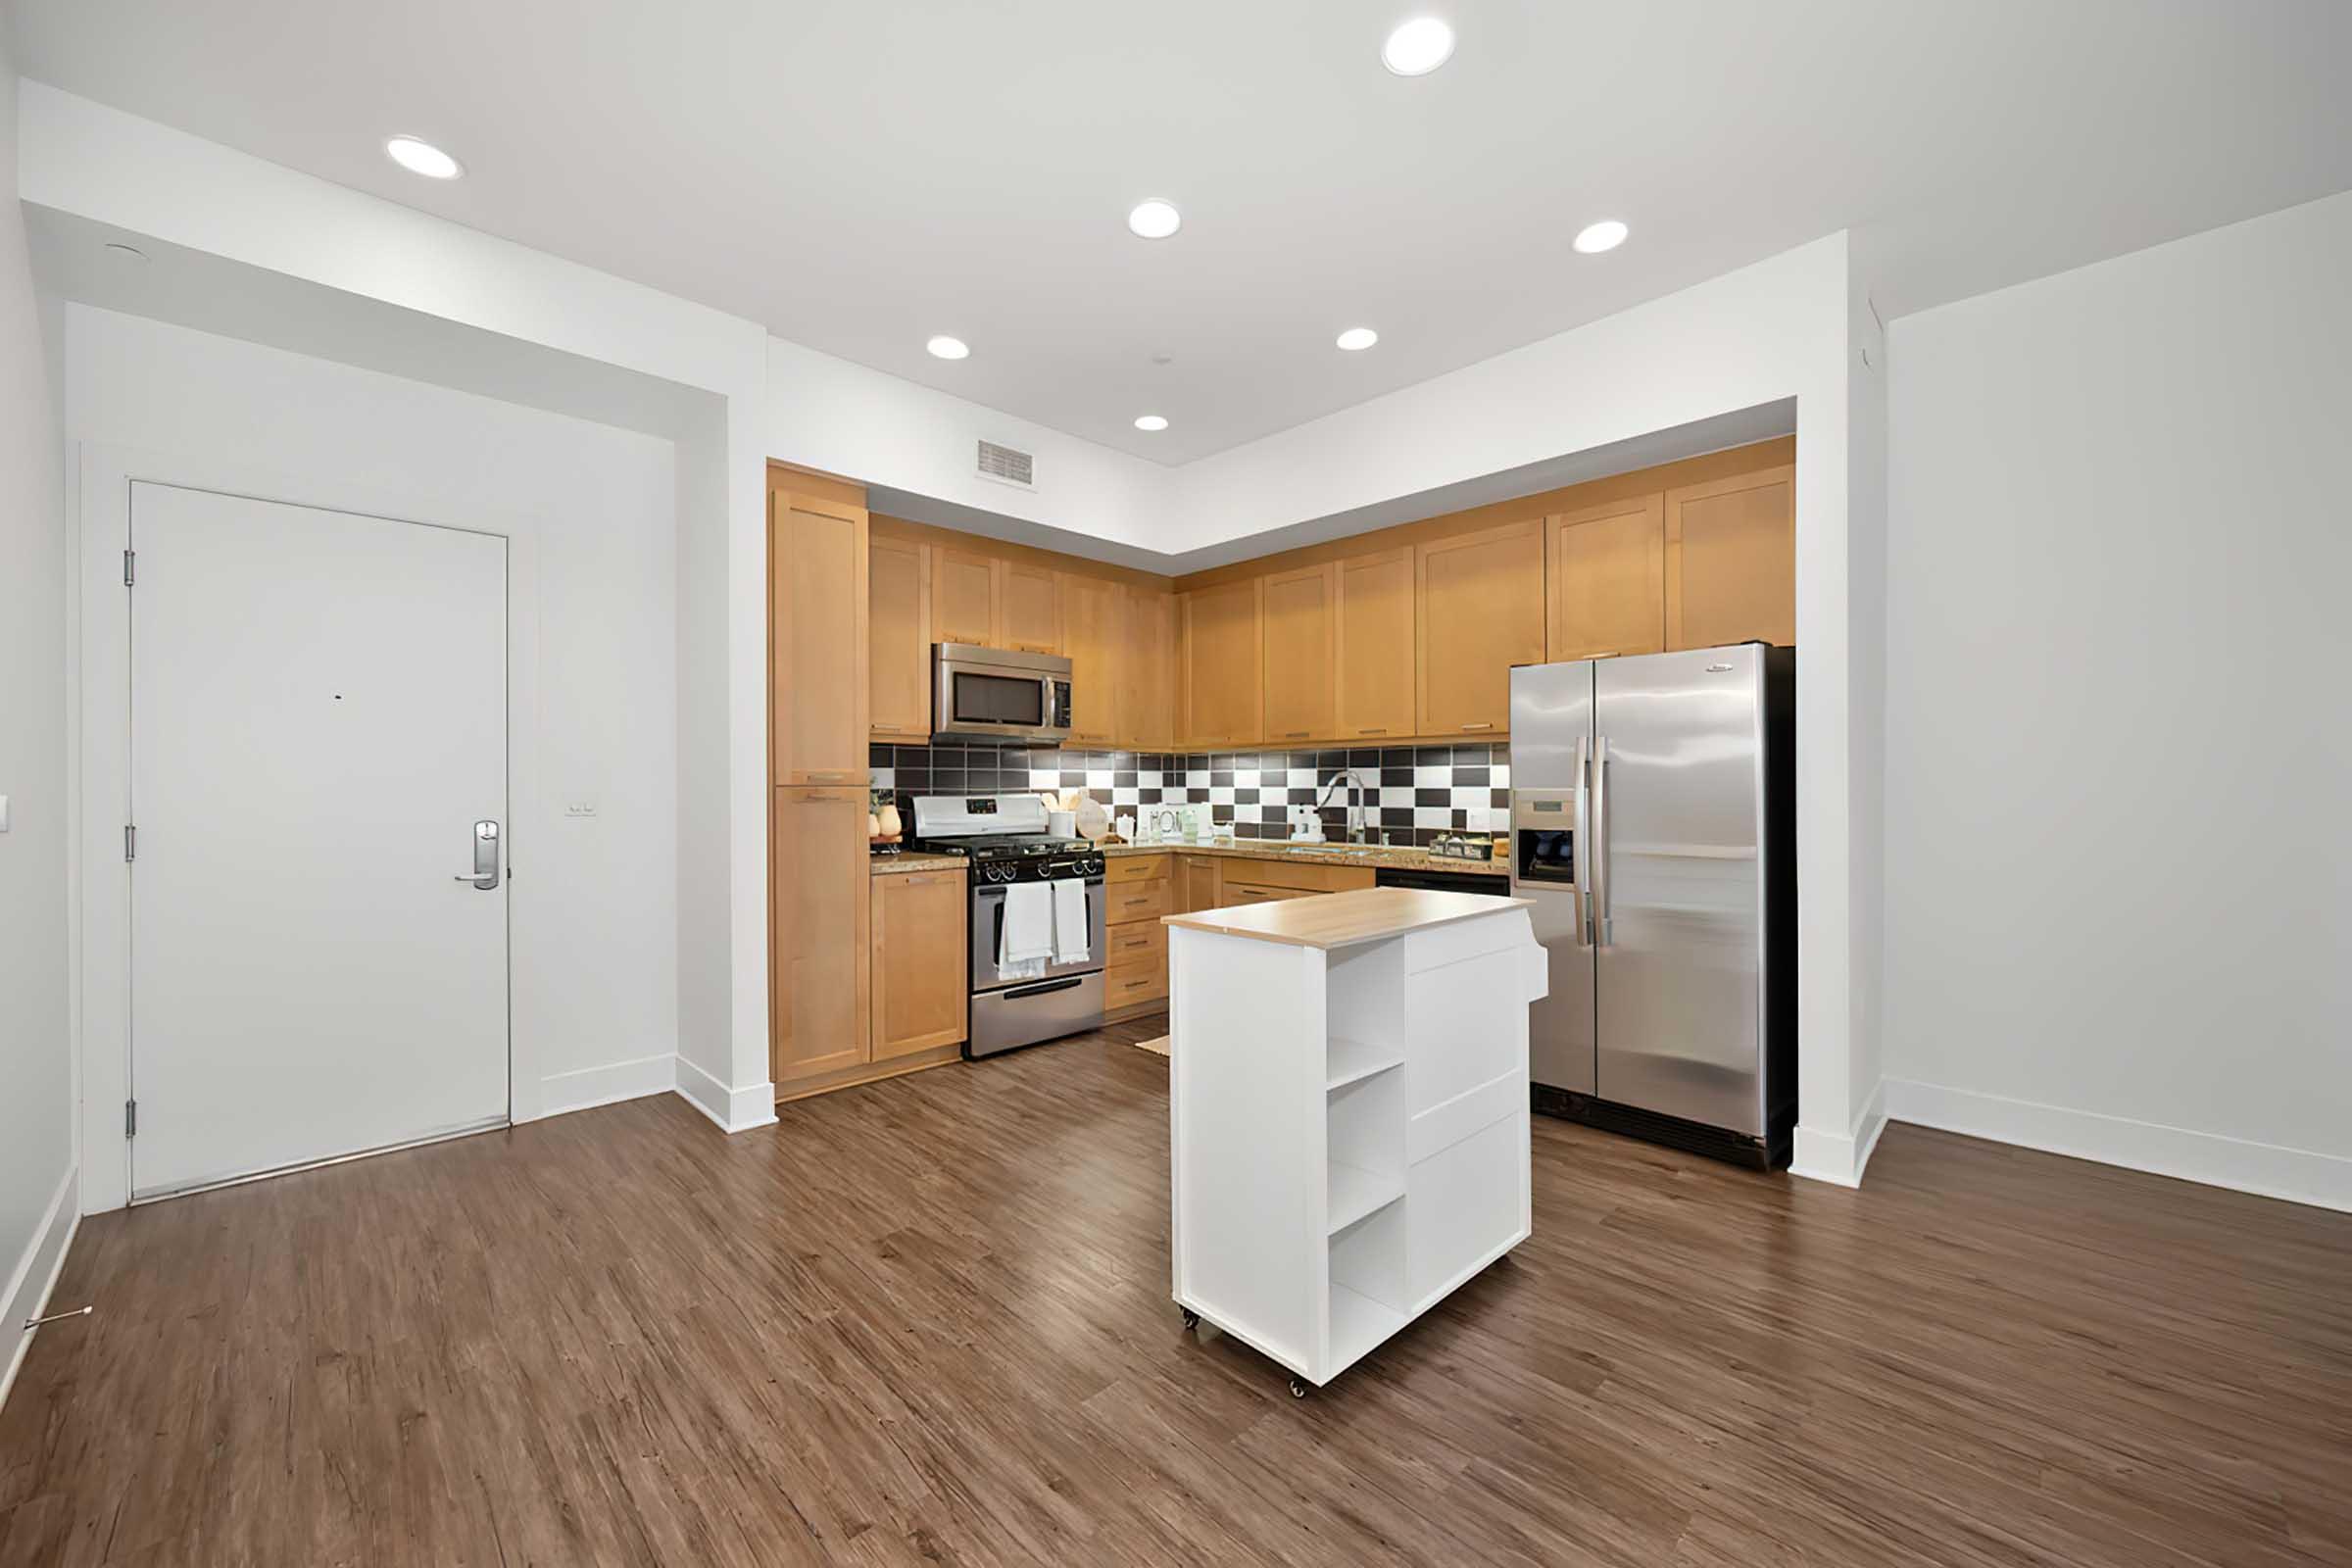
[1573,733,1592,948]
[1042,674,1054,727]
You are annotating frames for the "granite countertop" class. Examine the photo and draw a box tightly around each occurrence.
[1101,839,1506,878]
[868,853,967,876]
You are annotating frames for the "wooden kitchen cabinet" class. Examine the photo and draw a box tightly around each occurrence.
[1415,517,1545,738]
[1548,494,1666,663]
[1058,571,1120,746]
[771,484,868,784]
[870,867,967,1061]
[1261,563,1338,745]
[868,532,931,741]
[771,787,872,1085]
[1176,854,1220,915]
[999,561,1063,655]
[1105,854,1171,1018]
[1178,577,1264,748]
[933,546,999,646]
[1335,548,1416,744]
[1118,585,1176,752]
[1665,465,1795,650]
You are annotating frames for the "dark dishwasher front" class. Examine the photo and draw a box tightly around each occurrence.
[1374,865,1506,896]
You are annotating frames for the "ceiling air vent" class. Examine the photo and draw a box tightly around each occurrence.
[976,439,1035,490]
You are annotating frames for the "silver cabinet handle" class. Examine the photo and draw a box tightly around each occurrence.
[456,819,501,889]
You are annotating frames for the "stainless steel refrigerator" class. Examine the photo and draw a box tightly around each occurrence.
[1509,645,1795,1166]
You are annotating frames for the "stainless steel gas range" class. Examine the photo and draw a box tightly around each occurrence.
[908,795,1106,1057]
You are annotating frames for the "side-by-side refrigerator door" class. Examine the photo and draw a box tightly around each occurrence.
[1591,646,1768,1137]
[1508,661,1594,1097]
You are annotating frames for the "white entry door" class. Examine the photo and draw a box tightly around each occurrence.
[129,482,510,1201]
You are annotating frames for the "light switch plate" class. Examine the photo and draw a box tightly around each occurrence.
[564,799,598,818]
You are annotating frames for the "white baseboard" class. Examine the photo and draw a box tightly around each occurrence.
[537,1054,676,1120]
[1788,1078,1887,1189]
[673,1054,779,1134]
[1886,1078,2352,1214]
[2,1163,82,1414]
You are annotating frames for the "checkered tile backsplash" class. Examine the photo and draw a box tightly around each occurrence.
[868,743,1511,847]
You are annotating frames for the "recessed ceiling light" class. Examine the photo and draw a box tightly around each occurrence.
[926,335,970,360]
[1382,18,1456,76]
[1134,415,1169,432]
[384,135,464,180]
[1335,327,1380,352]
[1127,200,1182,240]
[1573,219,1629,254]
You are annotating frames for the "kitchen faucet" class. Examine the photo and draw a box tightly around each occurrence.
[1315,768,1375,844]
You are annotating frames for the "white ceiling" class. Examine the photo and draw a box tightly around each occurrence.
[12,1,2350,466]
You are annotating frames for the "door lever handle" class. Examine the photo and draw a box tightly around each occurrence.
[456,819,501,889]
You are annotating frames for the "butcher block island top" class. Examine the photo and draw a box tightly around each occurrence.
[1162,886,1533,951]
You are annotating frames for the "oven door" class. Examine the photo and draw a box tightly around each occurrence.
[971,878,1107,992]
[933,643,1074,744]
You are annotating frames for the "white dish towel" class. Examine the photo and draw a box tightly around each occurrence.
[999,881,1053,981]
[1051,877,1091,965]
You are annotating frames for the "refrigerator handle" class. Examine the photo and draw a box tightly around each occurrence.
[1573,732,1593,948]
[1592,735,1611,947]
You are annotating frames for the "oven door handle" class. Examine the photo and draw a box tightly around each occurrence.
[1002,976,1085,1000]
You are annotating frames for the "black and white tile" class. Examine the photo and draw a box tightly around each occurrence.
[870,741,1510,848]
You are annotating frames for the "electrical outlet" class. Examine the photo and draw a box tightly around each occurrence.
[564,799,599,818]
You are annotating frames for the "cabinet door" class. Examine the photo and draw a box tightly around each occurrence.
[1665,465,1794,650]
[1261,563,1338,746]
[933,546,999,647]
[1059,572,1120,746]
[1179,578,1263,748]
[1000,561,1063,654]
[868,533,932,741]
[772,489,868,783]
[773,787,871,1083]
[1177,855,1220,914]
[1117,586,1175,752]
[1548,494,1665,662]
[870,870,966,1060]
[1335,548,1416,744]
[1415,518,1545,738]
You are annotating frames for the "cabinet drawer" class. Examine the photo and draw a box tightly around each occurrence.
[1224,858,1376,895]
[1108,855,1169,886]
[1105,920,1167,966]
[1219,882,1309,906]
[1105,956,1169,1008]
[1106,880,1170,924]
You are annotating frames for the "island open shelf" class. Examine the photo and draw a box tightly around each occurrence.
[1164,888,1547,1393]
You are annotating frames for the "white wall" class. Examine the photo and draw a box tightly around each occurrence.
[1884,190,2352,1210]
[65,306,683,1165]
[0,34,77,1404]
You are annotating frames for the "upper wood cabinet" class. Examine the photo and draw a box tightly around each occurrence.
[1117,585,1175,753]
[771,487,868,783]
[1415,517,1546,738]
[870,867,966,1062]
[1548,494,1666,663]
[1058,571,1120,747]
[1261,564,1338,745]
[1334,548,1416,744]
[933,546,999,647]
[1665,466,1795,651]
[772,786,871,1084]
[999,561,1063,655]
[868,533,931,742]
[1178,577,1264,749]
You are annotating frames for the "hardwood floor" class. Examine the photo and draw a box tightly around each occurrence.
[3,1017,2347,1566]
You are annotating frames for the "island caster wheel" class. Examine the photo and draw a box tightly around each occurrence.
[1181,1309,1200,1331]
[1288,1377,1310,1399]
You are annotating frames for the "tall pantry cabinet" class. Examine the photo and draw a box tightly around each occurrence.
[770,467,872,1091]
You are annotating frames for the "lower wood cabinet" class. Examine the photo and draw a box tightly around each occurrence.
[771,787,871,1085]
[1176,854,1220,916]
[871,868,967,1060]
[1106,855,1171,1015]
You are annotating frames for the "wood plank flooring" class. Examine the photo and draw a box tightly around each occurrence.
[3,1016,2347,1566]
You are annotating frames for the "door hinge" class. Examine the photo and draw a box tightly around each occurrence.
[124,1100,137,1138]
[123,549,136,587]
[124,823,136,861]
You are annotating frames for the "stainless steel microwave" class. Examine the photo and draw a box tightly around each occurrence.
[933,643,1073,744]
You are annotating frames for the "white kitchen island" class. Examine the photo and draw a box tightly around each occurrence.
[1163,886,1546,1396]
